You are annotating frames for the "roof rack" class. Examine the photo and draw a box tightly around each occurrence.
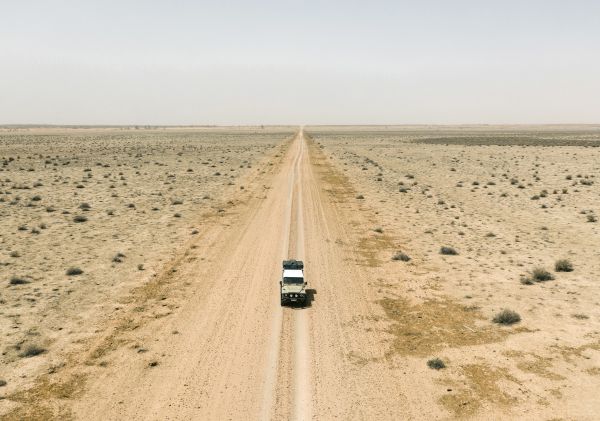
[282,259,304,270]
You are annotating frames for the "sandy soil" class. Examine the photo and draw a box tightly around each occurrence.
[306,125,600,420]
[0,126,294,417]
[2,125,600,420]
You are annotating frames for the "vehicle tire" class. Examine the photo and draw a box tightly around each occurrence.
[280,299,285,306]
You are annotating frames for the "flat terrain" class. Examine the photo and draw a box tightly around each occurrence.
[0,127,293,418]
[2,125,600,420]
[307,125,600,419]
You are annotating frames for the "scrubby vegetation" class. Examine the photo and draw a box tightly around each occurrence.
[9,276,29,285]
[492,309,521,325]
[427,358,446,370]
[555,259,574,272]
[440,246,458,255]
[66,267,84,276]
[392,252,411,262]
[18,344,46,358]
[73,215,88,223]
[531,268,554,282]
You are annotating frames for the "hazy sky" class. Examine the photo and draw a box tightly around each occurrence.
[1,0,599,125]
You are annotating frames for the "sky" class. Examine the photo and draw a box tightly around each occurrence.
[1,0,599,125]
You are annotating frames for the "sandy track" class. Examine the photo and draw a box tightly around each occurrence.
[287,132,311,421]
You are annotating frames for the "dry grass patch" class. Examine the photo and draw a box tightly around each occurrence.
[378,296,516,357]
[504,350,565,381]
[439,364,519,418]
[5,374,87,420]
[357,234,395,267]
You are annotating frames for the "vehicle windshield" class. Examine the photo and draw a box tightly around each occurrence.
[283,277,304,285]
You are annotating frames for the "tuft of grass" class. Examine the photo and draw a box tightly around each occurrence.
[66,267,83,276]
[555,259,574,272]
[112,252,126,263]
[427,358,446,370]
[19,344,46,358]
[73,215,88,223]
[373,227,384,233]
[355,194,364,199]
[137,263,145,271]
[9,251,20,258]
[79,202,91,210]
[531,268,554,282]
[492,309,521,325]
[587,214,597,223]
[392,252,411,262]
[0,379,6,387]
[572,313,589,320]
[440,246,458,255]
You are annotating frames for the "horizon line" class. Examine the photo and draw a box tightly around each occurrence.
[2,123,600,129]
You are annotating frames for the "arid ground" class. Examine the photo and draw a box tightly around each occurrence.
[1,125,600,420]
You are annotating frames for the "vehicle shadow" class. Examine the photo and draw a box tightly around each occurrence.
[291,288,316,309]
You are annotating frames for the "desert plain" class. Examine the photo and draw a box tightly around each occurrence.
[1,125,600,420]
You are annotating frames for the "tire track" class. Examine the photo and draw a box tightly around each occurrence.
[290,131,312,421]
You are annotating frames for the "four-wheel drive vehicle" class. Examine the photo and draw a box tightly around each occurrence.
[280,260,307,306]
